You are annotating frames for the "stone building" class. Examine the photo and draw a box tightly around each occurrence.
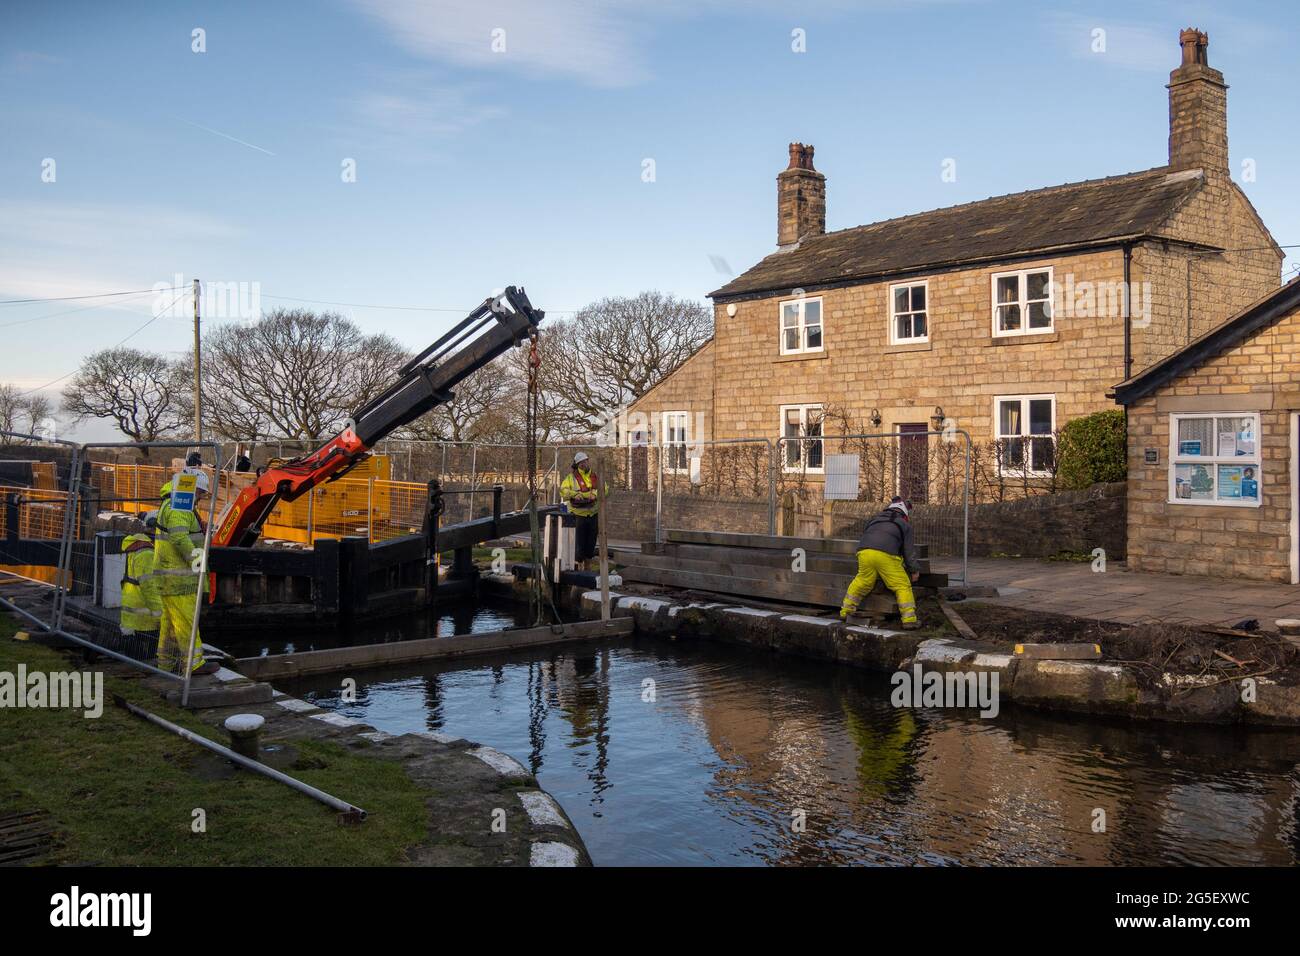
[1113,278,1300,583]
[631,30,1282,501]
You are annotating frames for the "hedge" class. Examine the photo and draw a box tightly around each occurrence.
[1057,409,1126,489]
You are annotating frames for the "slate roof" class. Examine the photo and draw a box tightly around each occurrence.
[1112,277,1300,405]
[710,166,1207,299]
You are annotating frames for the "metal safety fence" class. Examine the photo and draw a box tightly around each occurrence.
[776,430,970,584]
[0,435,221,705]
[47,431,973,582]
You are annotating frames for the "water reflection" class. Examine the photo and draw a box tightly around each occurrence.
[288,628,1300,866]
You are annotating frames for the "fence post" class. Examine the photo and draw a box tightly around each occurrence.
[767,440,777,536]
[469,445,477,519]
[367,477,375,543]
[306,486,315,545]
[655,443,664,544]
[962,431,971,585]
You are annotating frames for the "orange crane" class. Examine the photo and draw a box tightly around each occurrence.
[212,287,543,549]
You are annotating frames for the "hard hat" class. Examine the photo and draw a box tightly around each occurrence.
[572,451,589,466]
[193,471,211,494]
[160,481,172,498]
[144,509,159,530]
[888,496,912,517]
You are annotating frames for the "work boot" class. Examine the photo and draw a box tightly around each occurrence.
[193,660,221,676]
[900,621,921,631]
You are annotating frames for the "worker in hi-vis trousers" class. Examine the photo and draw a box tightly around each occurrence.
[118,532,162,658]
[153,471,218,675]
[840,496,921,629]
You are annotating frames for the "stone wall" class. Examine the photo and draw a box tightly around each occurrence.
[825,482,1126,560]
[604,489,770,542]
[604,482,1127,562]
[1125,300,1300,583]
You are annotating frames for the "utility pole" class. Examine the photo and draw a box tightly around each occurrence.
[192,278,202,442]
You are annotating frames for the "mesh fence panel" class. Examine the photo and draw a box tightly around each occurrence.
[775,432,970,564]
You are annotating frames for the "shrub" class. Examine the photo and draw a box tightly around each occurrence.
[1056,409,1126,489]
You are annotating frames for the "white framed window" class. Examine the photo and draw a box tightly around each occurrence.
[779,296,823,355]
[662,410,689,473]
[991,267,1053,337]
[1169,413,1261,507]
[889,280,928,344]
[781,403,824,472]
[995,394,1056,475]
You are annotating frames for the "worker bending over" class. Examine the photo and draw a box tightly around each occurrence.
[560,451,600,570]
[840,496,920,629]
[153,472,218,675]
[118,531,162,658]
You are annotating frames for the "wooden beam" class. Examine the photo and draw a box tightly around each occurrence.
[234,617,633,680]
[663,528,929,559]
[618,551,946,590]
[617,564,848,607]
[642,541,932,576]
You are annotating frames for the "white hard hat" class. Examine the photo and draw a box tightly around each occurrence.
[194,471,211,494]
[572,451,589,465]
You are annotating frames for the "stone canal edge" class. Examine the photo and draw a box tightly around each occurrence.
[122,660,593,867]
[579,591,1300,727]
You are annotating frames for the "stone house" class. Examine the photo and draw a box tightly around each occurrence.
[1113,278,1300,583]
[630,30,1282,502]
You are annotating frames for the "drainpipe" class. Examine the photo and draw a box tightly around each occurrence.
[1122,242,1134,382]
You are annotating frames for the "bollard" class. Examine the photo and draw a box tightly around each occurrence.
[223,713,266,761]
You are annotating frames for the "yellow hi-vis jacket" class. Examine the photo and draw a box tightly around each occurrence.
[560,467,600,517]
[152,499,207,597]
[120,533,162,633]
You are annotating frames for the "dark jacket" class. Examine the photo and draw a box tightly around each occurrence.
[856,509,919,574]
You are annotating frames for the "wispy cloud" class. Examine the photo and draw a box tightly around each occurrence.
[3,50,62,74]
[0,200,244,253]
[350,81,506,144]
[1046,13,1175,72]
[346,0,658,87]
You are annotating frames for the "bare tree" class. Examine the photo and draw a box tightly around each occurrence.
[400,362,526,444]
[538,291,712,435]
[60,348,191,453]
[201,309,408,440]
[1,384,52,443]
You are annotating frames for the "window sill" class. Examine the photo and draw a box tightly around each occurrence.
[775,350,829,364]
[988,331,1059,346]
[885,340,931,354]
[995,470,1055,479]
[1167,497,1262,509]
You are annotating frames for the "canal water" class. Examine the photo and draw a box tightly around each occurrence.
[243,604,1300,866]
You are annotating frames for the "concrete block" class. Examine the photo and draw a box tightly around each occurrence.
[1014,642,1102,660]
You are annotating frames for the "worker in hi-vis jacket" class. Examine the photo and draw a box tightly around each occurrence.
[153,471,218,675]
[839,496,920,629]
[560,451,600,570]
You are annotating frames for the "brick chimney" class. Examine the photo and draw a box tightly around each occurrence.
[777,143,826,248]
[1167,28,1228,177]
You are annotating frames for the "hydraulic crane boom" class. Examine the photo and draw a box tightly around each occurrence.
[212,286,544,549]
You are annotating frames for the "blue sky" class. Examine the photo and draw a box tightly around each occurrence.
[1,0,1296,439]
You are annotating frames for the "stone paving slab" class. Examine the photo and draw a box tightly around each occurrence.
[935,556,1300,630]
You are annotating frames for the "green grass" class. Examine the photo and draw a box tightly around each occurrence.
[0,617,429,865]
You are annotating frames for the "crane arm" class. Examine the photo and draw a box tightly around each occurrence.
[212,286,543,549]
